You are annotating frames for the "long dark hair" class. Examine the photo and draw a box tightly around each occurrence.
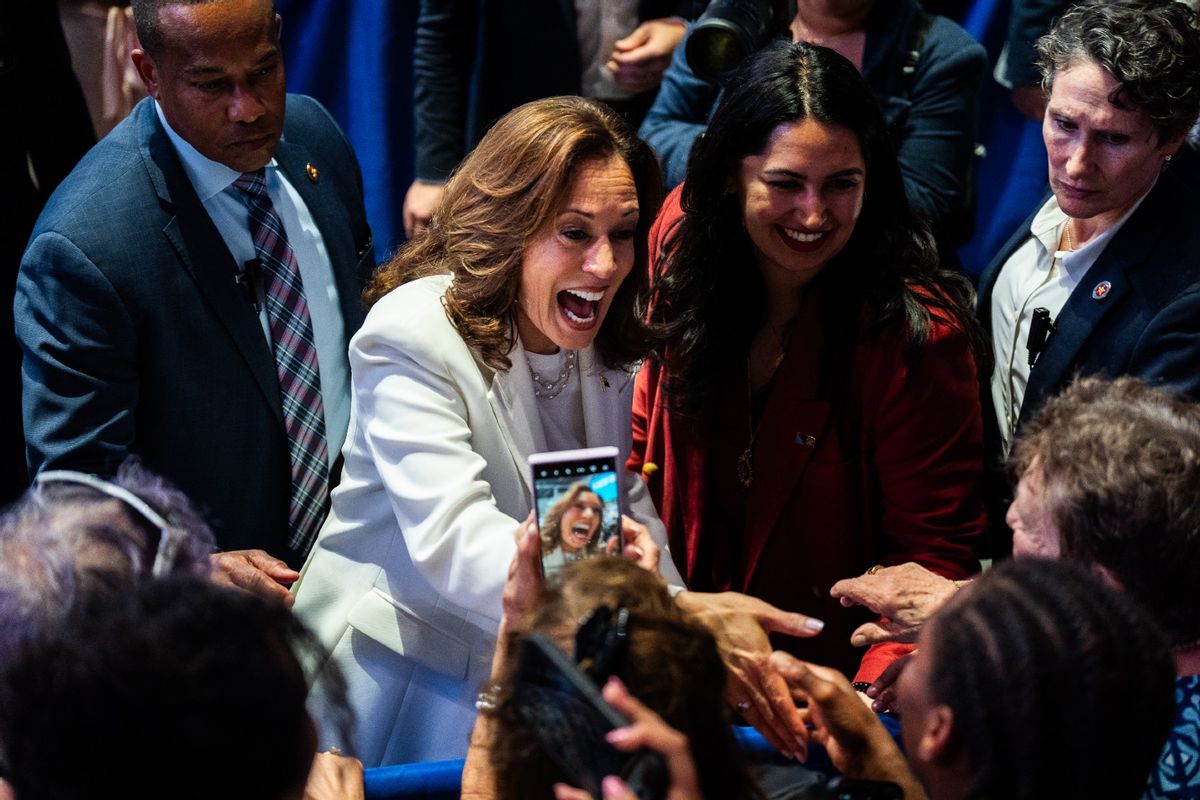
[647,41,985,420]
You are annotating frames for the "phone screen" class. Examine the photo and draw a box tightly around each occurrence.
[531,447,623,578]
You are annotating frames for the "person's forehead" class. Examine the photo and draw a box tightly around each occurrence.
[156,0,275,53]
[1049,60,1150,131]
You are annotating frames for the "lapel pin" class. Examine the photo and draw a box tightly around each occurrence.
[795,433,817,447]
[305,163,319,183]
[1091,280,1112,301]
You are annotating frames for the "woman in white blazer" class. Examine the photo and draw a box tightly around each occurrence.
[292,97,683,766]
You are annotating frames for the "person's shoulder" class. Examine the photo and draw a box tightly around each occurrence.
[357,274,457,346]
[28,111,159,256]
[921,14,987,70]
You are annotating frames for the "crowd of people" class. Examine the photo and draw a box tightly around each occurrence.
[5,0,1200,798]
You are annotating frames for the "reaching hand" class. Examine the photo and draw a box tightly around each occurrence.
[402,180,445,239]
[830,562,962,645]
[865,652,912,714]
[674,590,823,759]
[614,514,661,573]
[607,18,687,93]
[210,549,298,605]
[770,652,927,799]
[303,751,365,800]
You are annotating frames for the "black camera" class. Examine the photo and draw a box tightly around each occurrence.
[685,0,793,82]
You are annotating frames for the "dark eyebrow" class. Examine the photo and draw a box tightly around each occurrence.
[763,167,865,179]
[560,206,639,218]
[182,48,278,76]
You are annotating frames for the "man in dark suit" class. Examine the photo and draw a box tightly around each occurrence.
[16,0,373,598]
[401,0,696,237]
[977,1,1200,556]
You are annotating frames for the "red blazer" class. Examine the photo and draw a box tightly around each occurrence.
[630,190,984,682]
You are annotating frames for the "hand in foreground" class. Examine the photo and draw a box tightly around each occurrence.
[830,562,961,646]
[303,750,365,800]
[210,549,298,606]
[402,180,445,239]
[674,590,823,759]
[502,512,545,626]
[607,18,686,93]
[770,653,927,800]
[605,514,661,574]
[553,676,702,800]
[864,652,911,714]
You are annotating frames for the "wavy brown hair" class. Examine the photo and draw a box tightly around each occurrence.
[538,482,604,556]
[365,96,664,372]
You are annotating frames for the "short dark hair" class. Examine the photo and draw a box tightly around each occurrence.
[1036,0,1200,144]
[0,576,351,800]
[1011,375,1200,646]
[132,0,277,59]
[927,558,1174,800]
[650,41,984,420]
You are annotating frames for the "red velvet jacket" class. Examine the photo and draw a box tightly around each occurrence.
[630,190,984,682]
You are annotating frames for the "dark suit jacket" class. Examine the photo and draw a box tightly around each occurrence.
[976,143,1200,555]
[412,0,698,182]
[17,95,374,567]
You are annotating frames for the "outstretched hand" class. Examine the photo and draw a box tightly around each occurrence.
[770,652,926,799]
[607,18,686,93]
[675,590,823,759]
[830,562,961,645]
[211,549,298,606]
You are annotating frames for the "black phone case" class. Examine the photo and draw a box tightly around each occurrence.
[511,633,668,800]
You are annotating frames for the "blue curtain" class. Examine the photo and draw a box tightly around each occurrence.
[277,0,417,260]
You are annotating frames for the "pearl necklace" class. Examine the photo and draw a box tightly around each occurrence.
[529,349,576,400]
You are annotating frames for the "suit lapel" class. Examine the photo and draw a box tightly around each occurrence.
[740,301,833,590]
[579,347,633,455]
[137,100,283,426]
[976,202,1042,320]
[487,342,547,498]
[1020,189,1165,423]
[274,135,366,334]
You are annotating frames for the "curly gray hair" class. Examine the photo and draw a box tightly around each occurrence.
[1036,0,1200,143]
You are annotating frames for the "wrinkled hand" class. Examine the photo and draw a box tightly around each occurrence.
[502,512,545,627]
[553,675,702,800]
[674,590,823,759]
[1011,84,1047,122]
[865,652,911,714]
[607,18,686,93]
[402,180,445,239]
[210,549,298,606]
[770,653,925,798]
[830,562,961,646]
[303,751,365,800]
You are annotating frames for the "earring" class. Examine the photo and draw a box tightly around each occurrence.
[1166,154,1174,163]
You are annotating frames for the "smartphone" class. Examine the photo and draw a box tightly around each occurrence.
[823,777,904,800]
[511,633,668,800]
[529,446,623,578]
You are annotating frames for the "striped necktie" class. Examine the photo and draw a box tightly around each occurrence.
[233,168,330,555]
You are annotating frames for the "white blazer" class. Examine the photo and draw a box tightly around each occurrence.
[293,275,681,766]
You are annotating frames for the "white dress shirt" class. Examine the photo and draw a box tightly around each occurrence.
[156,102,350,465]
[990,191,1149,452]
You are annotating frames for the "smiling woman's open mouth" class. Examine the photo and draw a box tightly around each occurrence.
[558,288,602,325]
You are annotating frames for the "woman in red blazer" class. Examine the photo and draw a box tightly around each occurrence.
[630,40,987,685]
